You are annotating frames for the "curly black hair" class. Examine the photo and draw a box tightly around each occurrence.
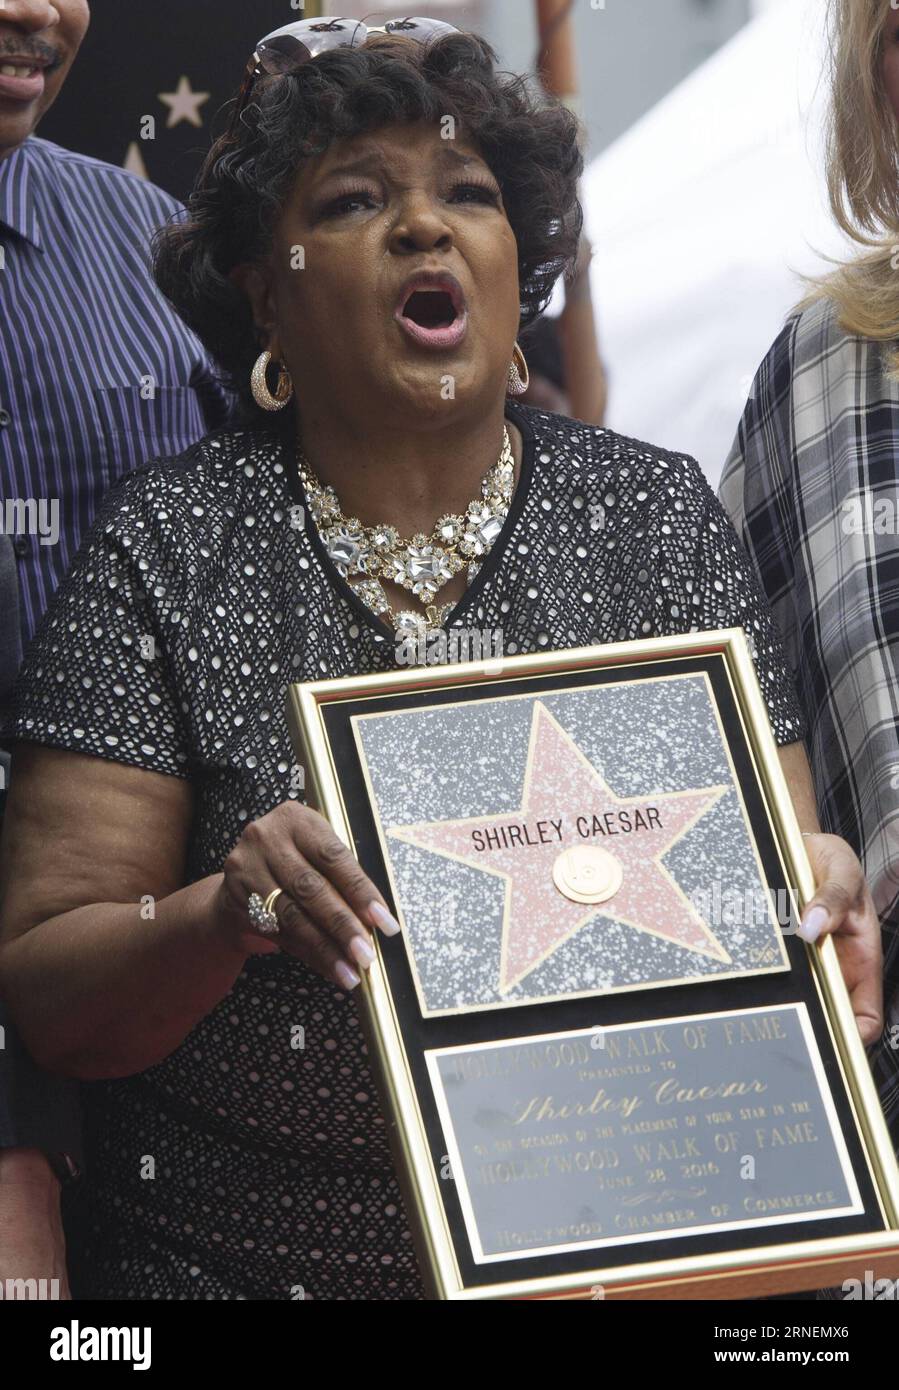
[152,31,584,431]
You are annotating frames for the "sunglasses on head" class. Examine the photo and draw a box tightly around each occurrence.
[226,15,460,139]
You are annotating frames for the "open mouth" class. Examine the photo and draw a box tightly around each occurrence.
[402,289,459,330]
[395,276,468,350]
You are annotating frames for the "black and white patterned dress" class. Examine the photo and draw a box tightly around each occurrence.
[2,402,806,1300]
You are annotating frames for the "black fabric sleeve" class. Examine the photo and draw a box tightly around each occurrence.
[0,466,196,1167]
[0,465,192,778]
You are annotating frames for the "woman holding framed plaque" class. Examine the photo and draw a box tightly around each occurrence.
[0,18,885,1300]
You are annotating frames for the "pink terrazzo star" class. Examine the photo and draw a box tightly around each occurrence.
[389,700,730,992]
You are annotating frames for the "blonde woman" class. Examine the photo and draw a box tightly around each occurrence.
[720,0,899,1148]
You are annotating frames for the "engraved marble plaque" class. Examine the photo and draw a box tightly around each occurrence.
[426,1005,862,1263]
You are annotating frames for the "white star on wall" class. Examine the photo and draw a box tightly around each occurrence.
[158,75,211,129]
[123,141,149,179]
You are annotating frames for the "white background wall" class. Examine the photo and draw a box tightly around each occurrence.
[580,0,842,483]
[324,0,753,162]
[484,0,753,162]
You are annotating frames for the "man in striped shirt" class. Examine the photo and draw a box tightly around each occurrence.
[0,0,236,1295]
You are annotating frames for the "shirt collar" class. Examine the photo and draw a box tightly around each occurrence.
[0,138,43,251]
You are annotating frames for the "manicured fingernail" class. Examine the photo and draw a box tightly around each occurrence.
[335,961,361,991]
[798,905,829,943]
[369,901,401,936]
[349,935,376,970]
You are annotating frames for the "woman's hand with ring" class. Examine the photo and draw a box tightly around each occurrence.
[216,801,400,991]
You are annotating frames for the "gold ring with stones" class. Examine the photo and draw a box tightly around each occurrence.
[247,888,284,937]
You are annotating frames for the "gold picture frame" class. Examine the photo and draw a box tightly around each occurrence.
[287,629,899,1299]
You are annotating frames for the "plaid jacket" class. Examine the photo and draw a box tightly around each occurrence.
[720,295,899,1147]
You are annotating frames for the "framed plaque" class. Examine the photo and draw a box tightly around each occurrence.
[287,630,899,1299]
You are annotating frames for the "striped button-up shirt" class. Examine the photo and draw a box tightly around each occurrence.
[720,294,899,1145]
[0,135,236,1163]
[0,135,236,661]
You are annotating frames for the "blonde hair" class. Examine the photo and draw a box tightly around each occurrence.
[801,0,899,372]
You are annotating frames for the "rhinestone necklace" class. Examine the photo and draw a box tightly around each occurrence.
[295,428,514,635]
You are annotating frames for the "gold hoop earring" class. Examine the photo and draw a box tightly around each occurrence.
[251,350,294,412]
[507,342,530,396]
